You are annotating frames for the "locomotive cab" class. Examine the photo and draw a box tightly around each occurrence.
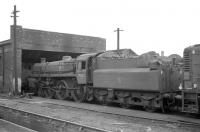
[76,60,87,84]
[76,53,99,85]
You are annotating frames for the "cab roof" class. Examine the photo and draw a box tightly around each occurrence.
[76,53,100,61]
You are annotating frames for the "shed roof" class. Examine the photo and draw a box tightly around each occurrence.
[0,39,11,47]
[76,53,99,61]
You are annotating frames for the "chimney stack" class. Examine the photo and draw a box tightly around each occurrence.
[161,51,164,57]
[41,58,46,63]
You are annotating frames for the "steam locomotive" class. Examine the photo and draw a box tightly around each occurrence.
[26,44,200,114]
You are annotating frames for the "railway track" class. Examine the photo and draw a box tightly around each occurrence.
[0,119,37,132]
[0,96,200,131]
[67,105,200,127]
[0,104,111,132]
[41,100,200,128]
[66,107,199,127]
[16,97,200,128]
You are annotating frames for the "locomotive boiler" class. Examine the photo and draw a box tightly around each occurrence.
[27,49,181,112]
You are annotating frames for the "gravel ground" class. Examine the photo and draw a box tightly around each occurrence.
[0,96,199,132]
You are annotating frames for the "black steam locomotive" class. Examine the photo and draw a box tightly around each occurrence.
[26,45,200,114]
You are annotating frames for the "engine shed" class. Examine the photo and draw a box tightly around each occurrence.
[0,26,106,94]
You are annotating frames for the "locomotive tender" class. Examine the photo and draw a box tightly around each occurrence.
[27,49,182,112]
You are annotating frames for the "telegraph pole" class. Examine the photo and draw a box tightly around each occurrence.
[11,5,19,95]
[114,28,124,50]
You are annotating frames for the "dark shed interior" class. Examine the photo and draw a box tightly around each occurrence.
[21,49,81,92]
[22,49,80,63]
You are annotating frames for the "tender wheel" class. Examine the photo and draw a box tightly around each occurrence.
[71,85,86,102]
[144,100,156,112]
[55,80,68,100]
[98,95,108,105]
[119,97,130,108]
[161,98,170,113]
[94,89,108,105]
[144,106,156,112]
[86,88,94,102]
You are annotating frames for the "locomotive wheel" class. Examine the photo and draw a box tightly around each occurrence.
[45,81,57,99]
[43,89,50,98]
[71,85,86,102]
[38,87,45,97]
[45,88,55,99]
[55,80,68,100]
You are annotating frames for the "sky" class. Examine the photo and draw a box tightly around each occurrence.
[1,0,200,56]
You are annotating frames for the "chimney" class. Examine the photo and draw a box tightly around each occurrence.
[41,58,46,63]
[161,51,164,57]
[172,57,176,65]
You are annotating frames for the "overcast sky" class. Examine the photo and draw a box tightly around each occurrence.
[1,0,200,56]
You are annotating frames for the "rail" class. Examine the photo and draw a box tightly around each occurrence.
[0,104,111,132]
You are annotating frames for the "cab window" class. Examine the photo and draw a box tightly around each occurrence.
[81,61,86,69]
[78,61,86,70]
